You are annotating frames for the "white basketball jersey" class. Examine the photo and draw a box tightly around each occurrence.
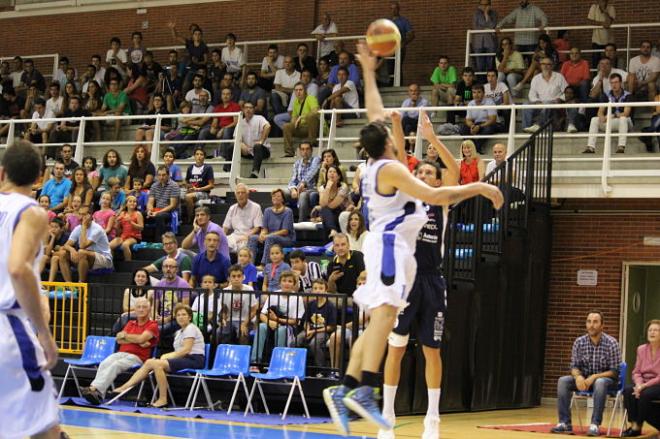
[360,159,428,250]
[0,192,42,311]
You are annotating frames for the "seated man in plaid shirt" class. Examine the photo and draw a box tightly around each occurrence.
[551,310,622,437]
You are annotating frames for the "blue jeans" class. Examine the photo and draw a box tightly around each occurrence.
[557,375,615,426]
[247,234,294,265]
[273,112,291,131]
[522,101,556,128]
[251,322,289,362]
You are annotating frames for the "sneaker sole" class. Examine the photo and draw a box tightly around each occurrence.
[322,388,349,436]
[343,395,392,431]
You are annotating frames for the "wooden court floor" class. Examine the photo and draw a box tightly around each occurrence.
[57,405,660,438]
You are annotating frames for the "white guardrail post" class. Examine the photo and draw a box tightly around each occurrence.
[601,105,613,195]
[327,110,337,150]
[6,121,15,147]
[228,112,244,191]
[74,117,85,164]
[150,115,162,164]
[394,44,401,87]
[507,106,516,157]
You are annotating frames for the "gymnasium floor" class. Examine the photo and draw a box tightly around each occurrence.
[58,405,660,438]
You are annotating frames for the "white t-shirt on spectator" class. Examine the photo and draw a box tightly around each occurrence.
[311,22,338,57]
[222,285,257,324]
[261,55,284,73]
[592,68,628,95]
[260,292,305,320]
[11,71,22,88]
[485,160,500,175]
[484,82,509,105]
[185,88,212,111]
[628,55,660,83]
[32,109,55,130]
[528,72,569,102]
[222,47,246,74]
[173,324,205,355]
[587,3,616,45]
[466,98,497,124]
[105,49,128,74]
[239,115,271,153]
[46,96,64,116]
[274,69,301,89]
[333,80,359,109]
[191,292,222,316]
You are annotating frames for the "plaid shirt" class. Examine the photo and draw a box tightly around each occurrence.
[288,156,321,189]
[570,332,621,378]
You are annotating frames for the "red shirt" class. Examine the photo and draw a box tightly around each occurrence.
[560,59,591,86]
[553,38,570,63]
[460,159,480,185]
[119,319,159,362]
[406,155,419,172]
[213,102,241,128]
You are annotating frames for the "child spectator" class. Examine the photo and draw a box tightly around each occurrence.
[262,244,291,292]
[127,177,149,212]
[162,148,182,183]
[107,176,126,212]
[63,194,83,232]
[190,274,221,335]
[222,264,259,344]
[237,247,257,287]
[41,218,69,274]
[39,194,57,222]
[93,192,117,240]
[296,278,337,368]
[110,195,143,261]
[83,156,100,191]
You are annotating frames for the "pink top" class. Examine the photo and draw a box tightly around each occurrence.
[47,211,57,222]
[93,209,116,239]
[66,214,81,231]
[632,343,660,387]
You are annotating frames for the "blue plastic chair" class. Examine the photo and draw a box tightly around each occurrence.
[188,344,252,413]
[244,347,310,419]
[58,336,116,399]
[570,362,627,436]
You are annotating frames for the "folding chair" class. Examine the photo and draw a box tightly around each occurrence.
[571,362,627,436]
[58,336,116,399]
[188,344,252,413]
[244,347,310,420]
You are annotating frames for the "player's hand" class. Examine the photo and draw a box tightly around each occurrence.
[419,111,436,141]
[387,110,401,123]
[37,331,59,370]
[355,40,378,73]
[478,182,504,210]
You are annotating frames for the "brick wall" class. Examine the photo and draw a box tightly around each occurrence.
[543,199,660,397]
[1,0,658,85]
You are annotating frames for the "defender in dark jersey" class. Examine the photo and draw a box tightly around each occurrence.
[379,112,460,439]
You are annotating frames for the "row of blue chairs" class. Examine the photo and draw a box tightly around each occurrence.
[59,336,310,419]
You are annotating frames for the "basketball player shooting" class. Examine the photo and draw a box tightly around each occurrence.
[323,41,503,436]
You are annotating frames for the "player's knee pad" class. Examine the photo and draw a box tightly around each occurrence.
[388,331,409,348]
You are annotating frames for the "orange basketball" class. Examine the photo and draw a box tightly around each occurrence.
[366,19,401,57]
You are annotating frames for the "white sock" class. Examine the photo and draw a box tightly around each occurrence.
[382,384,398,420]
[426,388,441,420]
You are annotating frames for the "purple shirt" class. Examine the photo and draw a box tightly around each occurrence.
[155,276,191,317]
[195,221,230,260]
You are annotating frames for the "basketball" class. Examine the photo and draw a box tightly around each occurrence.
[366,19,401,57]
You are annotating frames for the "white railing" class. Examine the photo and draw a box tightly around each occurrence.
[466,22,660,74]
[0,53,59,81]
[319,100,659,196]
[148,34,402,87]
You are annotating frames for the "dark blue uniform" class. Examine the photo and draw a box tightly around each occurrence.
[391,204,447,348]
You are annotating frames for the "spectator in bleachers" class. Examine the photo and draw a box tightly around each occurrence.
[343,211,369,253]
[144,232,192,284]
[325,67,359,127]
[587,1,616,68]
[322,40,349,67]
[38,195,57,222]
[124,64,149,114]
[460,83,501,154]
[553,30,570,64]
[42,162,71,213]
[223,183,263,252]
[237,247,257,287]
[135,94,172,146]
[109,195,143,261]
[237,102,272,178]
[239,71,268,116]
[8,56,22,89]
[0,87,27,139]
[496,38,526,99]
[459,140,486,184]
[80,297,158,405]
[18,58,46,94]
[448,67,477,125]
[282,83,321,157]
[41,217,69,273]
[639,93,660,152]
[222,264,258,344]
[584,73,632,154]
[127,31,145,66]
[271,56,301,118]
[627,41,660,102]
[114,303,205,409]
[219,72,241,103]
[83,81,103,141]
[113,269,154,333]
[472,0,498,74]
[294,43,318,78]
[153,258,192,337]
[105,37,128,78]
[562,86,588,133]
[560,48,592,103]
[126,145,156,190]
[222,33,246,80]
[162,148,183,183]
[52,206,113,282]
[168,22,208,93]
[57,144,80,179]
[0,60,9,88]
[589,57,628,101]
[485,143,506,175]
[389,0,415,76]
[289,250,323,294]
[167,101,198,158]
[603,43,626,70]
[97,78,131,141]
[208,49,224,101]
[142,51,162,94]
[253,270,304,362]
[622,319,660,437]
[262,244,291,292]
[103,66,124,89]
[80,64,100,94]
[206,88,240,157]
[49,96,87,154]
[248,188,295,265]
[258,44,283,92]
[182,148,214,221]
[24,97,54,144]
[495,1,547,62]
[316,165,350,239]
[297,278,337,368]
[318,148,348,190]
[190,231,230,287]
[550,311,621,436]
[185,74,212,114]
[400,83,427,135]
[145,165,180,239]
[190,274,220,333]
[46,81,64,117]
[317,58,332,89]
[513,34,560,95]
[182,205,230,258]
[319,51,361,106]
[312,12,338,58]
[108,177,126,211]
[484,68,511,128]
[327,233,364,297]
[157,63,183,113]
[63,195,83,232]
[522,57,568,133]
[287,141,321,222]
[64,167,93,208]
[94,192,117,239]
[127,177,148,213]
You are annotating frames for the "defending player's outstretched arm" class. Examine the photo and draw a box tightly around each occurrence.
[419,111,460,186]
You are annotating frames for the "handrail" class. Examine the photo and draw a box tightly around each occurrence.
[465,22,660,73]
[0,53,59,80]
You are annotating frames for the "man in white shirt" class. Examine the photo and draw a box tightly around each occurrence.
[271,56,301,116]
[590,57,628,100]
[45,82,65,117]
[223,183,263,252]
[523,57,569,133]
[259,44,284,91]
[184,74,212,113]
[484,68,512,128]
[105,37,128,77]
[24,98,54,144]
[326,67,359,127]
[221,33,246,78]
[586,0,616,67]
[584,73,632,154]
[627,40,660,101]
[460,83,501,154]
[238,102,272,178]
[311,13,338,58]
[91,54,107,88]
[485,143,507,175]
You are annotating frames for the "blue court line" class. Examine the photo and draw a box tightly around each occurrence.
[60,407,372,439]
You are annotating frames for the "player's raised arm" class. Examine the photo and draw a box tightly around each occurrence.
[356,41,387,123]
[419,111,460,186]
[380,160,503,209]
[389,111,408,167]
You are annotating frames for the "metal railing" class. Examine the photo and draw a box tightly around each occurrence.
[147,34,402,87]
[0,53,59,81]
[466,22,660,74]
[318,100,660,196]
[42,281,88,354]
